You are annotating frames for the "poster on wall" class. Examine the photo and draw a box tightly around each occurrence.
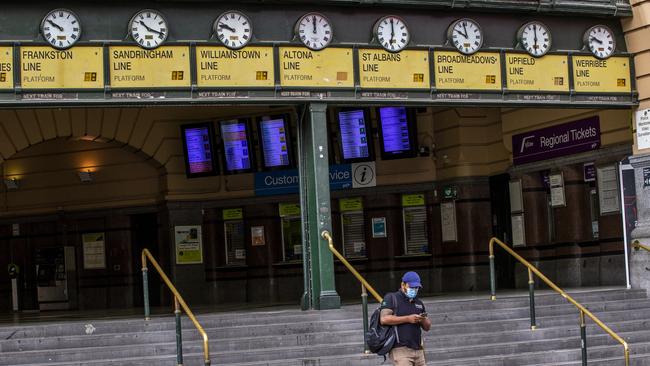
[372,217,387,238]
[82,232,106,269]
[251,226,265,246]
[508,180,523,213]
[549,173,566,207]
[597,164,621,214]
[175,225,203,265]
[511,214,526,247]
[635,108,650,151]
[441,201,457,242]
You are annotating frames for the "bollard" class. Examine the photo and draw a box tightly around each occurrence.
[489,254,496,300]
[175,297,184,366]
[361,284,370,354]
[142,266,150,321]
[528,269,536,330]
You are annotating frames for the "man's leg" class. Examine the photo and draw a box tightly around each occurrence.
[413,349,426,366]
[389,347,413,366]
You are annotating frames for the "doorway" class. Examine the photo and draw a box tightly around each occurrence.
[131,213,161,307]
[489,174,516,289]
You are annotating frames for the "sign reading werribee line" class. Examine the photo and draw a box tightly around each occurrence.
[0,47,12,89]
[196,46,274,87]
[109,46,191,88]
[359,49,430,89]
[505,53,569,92]
[572,55,631,93]
[20,46,103,89]
[433,51,501,90]
[279,47,353,88]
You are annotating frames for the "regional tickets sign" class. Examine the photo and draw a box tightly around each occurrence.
[505,53,569,92]
[279,47,353,88]
[109,46,190,88]
[196,46,274,87]
[359,49,430,89]
[0,47,12,89]
[572,55,631,93]
[20,47,103,89]
[433,51,501,90]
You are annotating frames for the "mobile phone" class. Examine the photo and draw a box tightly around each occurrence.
[420,312,428,318]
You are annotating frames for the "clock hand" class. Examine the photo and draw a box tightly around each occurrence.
[312,16,317,34]
[390,19,395,43]
[139,20,163,35]
[462,23,469,39]
[590,37,603,45]
[533,25,538,48]
[219,23,236,33]
[47,20,64,32]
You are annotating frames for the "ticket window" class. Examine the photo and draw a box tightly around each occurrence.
[341,211,366,258]
[224,220,246,265]
[403,206,429,255]
[282,216,302,261]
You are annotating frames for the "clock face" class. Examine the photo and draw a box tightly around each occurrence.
[129,9,168,49]
[448,18,483,55]
[296,13,333,51]
[41,9,82,49]
[518,21,552,57]
[214,11,252,50]
[374,15,410,52]
[585,25,615,59]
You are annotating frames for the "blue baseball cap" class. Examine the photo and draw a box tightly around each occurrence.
[402,271,422,288]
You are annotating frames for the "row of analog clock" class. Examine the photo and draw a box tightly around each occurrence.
[40,8,617,59]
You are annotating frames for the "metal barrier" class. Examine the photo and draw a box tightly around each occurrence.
[321,230,382,353]
[141,248,211,366]
[488,237,629,366]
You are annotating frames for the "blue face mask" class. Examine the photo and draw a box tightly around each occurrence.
[406,287,418,299]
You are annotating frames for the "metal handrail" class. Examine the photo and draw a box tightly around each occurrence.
[633,239,650,252]
[141,248,211,366]
[322,230,382,354]
[488,237,629,366]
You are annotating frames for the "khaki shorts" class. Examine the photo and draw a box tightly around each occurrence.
[389,346,425,366]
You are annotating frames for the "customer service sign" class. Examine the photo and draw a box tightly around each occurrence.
[512,116,600,165]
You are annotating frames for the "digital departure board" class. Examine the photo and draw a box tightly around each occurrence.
[220,119,253,173]
[378,106,417,160]
[181,123,217,178]
[258,115,292,169]
[338,108,373,163]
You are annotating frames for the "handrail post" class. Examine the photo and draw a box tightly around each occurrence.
[142,257,150,321]
[580,311,587,366]
[489,239,496,300]
[528,268,536,330]
[175,297,184,366]
[361,284,370,354]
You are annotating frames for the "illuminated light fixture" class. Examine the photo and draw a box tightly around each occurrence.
[3,178,19,190]
[78,170,93,183]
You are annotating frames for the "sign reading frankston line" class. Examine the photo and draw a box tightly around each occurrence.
[196,46,274,88]
[109,46,191,88]
[433,51,501,91]
[279,47,353,88]
[572,55,631,93]
[358,49,430,89]
[505,53,569,92]
[0,47,12,90]
[20,46,103,89]
[512,116,601,165]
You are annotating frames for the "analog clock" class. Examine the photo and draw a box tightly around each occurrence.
[517,21,552,57]
[41,9,82,49]
[374,15,410,52]
[295,13,333,51]
[214,10,252,50]
[584,25,615,59]
[129,9,168,49]
[447,18,483,55]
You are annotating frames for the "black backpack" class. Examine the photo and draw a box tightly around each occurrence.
[366,293,397,356]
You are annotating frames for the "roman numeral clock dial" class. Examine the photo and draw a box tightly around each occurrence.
[447,18,483,55]
[374,15,410,52]
[214,11,252,50]
[584,25,615,59]
[41,9,82,49]
[129,9,168,49]
[518,21,552,57]
[295,13,332,51]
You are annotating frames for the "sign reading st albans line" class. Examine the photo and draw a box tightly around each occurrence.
[196,46,274,87]
[109,46,190,88]
[20,47,103,89]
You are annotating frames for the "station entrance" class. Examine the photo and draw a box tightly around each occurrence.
[0,103,633,313]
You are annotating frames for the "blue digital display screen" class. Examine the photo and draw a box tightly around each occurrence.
[379,107,412,156]
[260,117,290,168]
[220,120,251,172]
[338,109,370,161]
[183,125,215,175]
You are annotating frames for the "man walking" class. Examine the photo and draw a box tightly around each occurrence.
[380,271,431,366]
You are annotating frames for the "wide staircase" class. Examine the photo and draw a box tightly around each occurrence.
[0,287,650,365]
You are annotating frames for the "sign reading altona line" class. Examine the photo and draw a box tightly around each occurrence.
[20,46,103,89]
[433,51,501,91]
[505,53,569,92]
[109,46,191,88]
[358,49,430,89]
[279,47,353,88]
[0,47,12,90]
[196,46,274,88]
[572,55,631,93]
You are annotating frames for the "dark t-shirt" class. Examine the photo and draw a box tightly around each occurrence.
[382,290,426,350]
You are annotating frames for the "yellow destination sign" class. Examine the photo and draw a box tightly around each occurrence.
[359,49,430,89]
[0,47,13,89]
[505,53,569,92]
[196,46,274,88]
[20,47,103,89]
[433,51,501,90]
[109,46,190,88]
[572,55,631,93]
[279,47,353,88]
